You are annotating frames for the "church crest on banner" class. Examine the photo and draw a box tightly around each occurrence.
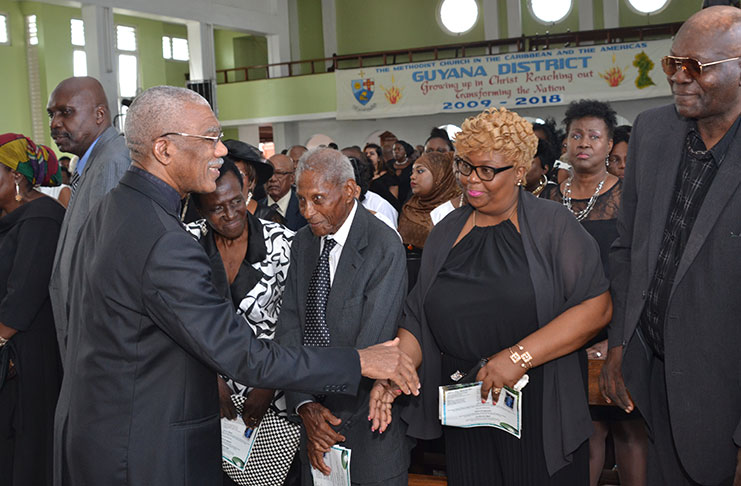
[351,78,375,105]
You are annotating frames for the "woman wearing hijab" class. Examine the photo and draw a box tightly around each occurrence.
[398,151,460,290]
[398,151,460,250]
[0,133,65,486]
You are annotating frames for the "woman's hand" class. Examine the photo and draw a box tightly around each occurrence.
[217,376,237,420]
[368,379,402,433]
[476,349,526,403]
[586,339,608,360]
[241,388,274,429]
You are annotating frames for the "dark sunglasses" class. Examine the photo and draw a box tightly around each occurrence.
[661,55,741,79]
[454,156,513,182]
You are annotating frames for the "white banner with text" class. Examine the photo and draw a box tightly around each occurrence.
[335,39,672,120]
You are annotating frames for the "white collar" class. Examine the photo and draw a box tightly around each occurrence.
[323,199,357,249]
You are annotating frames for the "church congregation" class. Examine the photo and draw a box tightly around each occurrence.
[0,1,740,486]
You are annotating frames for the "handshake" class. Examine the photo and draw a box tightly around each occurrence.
[356,338,420,396]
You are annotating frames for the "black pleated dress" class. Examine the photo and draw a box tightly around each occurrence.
[424,220,588,486]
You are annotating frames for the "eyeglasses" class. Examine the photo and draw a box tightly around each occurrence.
[159,131,224,148]
[661,55,741,80]
[454,157,513,181]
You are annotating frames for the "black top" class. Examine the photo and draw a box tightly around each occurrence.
[425,220,538,378]
[541,180,622,346]
[369,162,412,212]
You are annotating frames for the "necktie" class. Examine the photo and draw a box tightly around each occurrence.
[304,238,336,347]
[270,202,281,215]
[70,170,81,198]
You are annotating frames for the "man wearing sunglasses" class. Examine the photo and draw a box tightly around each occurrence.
[602,6,741,486]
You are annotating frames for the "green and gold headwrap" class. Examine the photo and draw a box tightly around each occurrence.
[0,133,62,187]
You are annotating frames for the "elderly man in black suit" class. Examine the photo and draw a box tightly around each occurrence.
[276,148,410,485]
[52,86,419,486]
[263,153,307,231]
[601,7,741,486]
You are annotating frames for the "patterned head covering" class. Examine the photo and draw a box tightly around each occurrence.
[0,133,62,187]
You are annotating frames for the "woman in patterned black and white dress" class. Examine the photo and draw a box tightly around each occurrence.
[186,157,294,484]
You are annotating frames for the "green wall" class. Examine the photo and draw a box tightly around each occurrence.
[335,0,485,55]
[218,73,335,122]
[297,0,325,73]
[0,0,32,136]
[214,29,268,81]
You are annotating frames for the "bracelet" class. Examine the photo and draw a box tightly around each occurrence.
[508,344,533,369]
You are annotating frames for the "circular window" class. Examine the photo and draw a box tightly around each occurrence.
[529,0,573,24]
[438,0,479,35]
[626,0,670,14]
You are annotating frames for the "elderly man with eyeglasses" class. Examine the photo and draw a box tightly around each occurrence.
[262,153,308,230]
[601,6,741,486]
[52,86,421,486]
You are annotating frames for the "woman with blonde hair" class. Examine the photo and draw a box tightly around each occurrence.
[369,108,611,485]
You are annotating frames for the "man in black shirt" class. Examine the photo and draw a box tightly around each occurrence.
[602,6,741,485]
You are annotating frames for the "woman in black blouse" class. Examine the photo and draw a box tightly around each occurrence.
[0,133,64,486]
[369,140,415,211]
[369,108,611,486]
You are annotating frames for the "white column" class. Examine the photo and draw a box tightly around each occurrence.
[578,0,594,31]
[287,0,301,62]
[506,0,522,38]
[186,21,216,81]
[321,0,337,69]
[238,124,260,146]
[482,0,499,40]
[81,5,118,120]
[603,0,620,29]
[272,121,300,152]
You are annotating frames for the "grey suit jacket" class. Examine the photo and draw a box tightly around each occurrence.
[275,204,409,484]
[609,105,741,484]
[53,169,362,486]
[49,126,130,358]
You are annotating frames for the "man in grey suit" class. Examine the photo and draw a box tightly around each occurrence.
[47,76,131,358]
[276,148,409,485]
[53,86,419,486]
[601,7,741,485]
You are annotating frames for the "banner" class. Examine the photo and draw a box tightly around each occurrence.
[336,38,672,120]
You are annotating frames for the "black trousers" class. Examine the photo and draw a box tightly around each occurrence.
[647,358,734,486]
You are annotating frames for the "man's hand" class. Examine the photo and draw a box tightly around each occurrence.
[298,402,345,475]
[599,345,634,413]
[217,376,237,420]
[586,339,608,360]
[733,448,741,486]
[241,388,274,429]
[357,338,420,396]
[368,379,401,433]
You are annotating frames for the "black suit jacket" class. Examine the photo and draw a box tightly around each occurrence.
[609,105,741,484]
[53,169,361,486]
[261,189,307,231]
[276,204,409,483]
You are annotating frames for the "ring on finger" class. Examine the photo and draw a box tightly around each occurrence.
[492,387,502,394]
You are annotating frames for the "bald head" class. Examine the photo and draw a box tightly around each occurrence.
[668,6,741,125]
[287,145,307,167]
[47,76,113,157]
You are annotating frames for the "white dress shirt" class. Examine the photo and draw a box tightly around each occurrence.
[321,200,358,285]
[361,191,398,229]
[266,190,292,217]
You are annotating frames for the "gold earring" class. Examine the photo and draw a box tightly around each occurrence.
[517,179,524,187]
[15,181,21,202]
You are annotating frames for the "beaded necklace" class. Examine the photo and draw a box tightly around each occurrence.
[563,173,607,221]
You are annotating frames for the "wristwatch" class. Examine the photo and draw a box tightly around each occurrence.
[0,336,8,348]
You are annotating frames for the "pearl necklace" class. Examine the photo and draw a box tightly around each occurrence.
[563,173,607,221]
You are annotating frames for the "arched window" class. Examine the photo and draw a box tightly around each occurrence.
[528,0,573,24]
[437,0,479,35]
[626,0,670,15]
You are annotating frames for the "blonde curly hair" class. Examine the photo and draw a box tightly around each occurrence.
[454,108,538,172]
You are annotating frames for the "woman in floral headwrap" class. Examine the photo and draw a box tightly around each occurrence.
[0,133,64,486]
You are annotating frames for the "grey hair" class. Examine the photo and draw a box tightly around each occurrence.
[295,147,355,187]
[124,85,210,158]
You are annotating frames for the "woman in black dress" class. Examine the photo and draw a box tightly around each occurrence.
[0,133,65,486]
[540,100,646,486]
[369,140,415,211]
[369,108,611,486]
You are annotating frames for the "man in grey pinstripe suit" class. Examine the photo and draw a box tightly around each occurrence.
[46,76,131,359]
